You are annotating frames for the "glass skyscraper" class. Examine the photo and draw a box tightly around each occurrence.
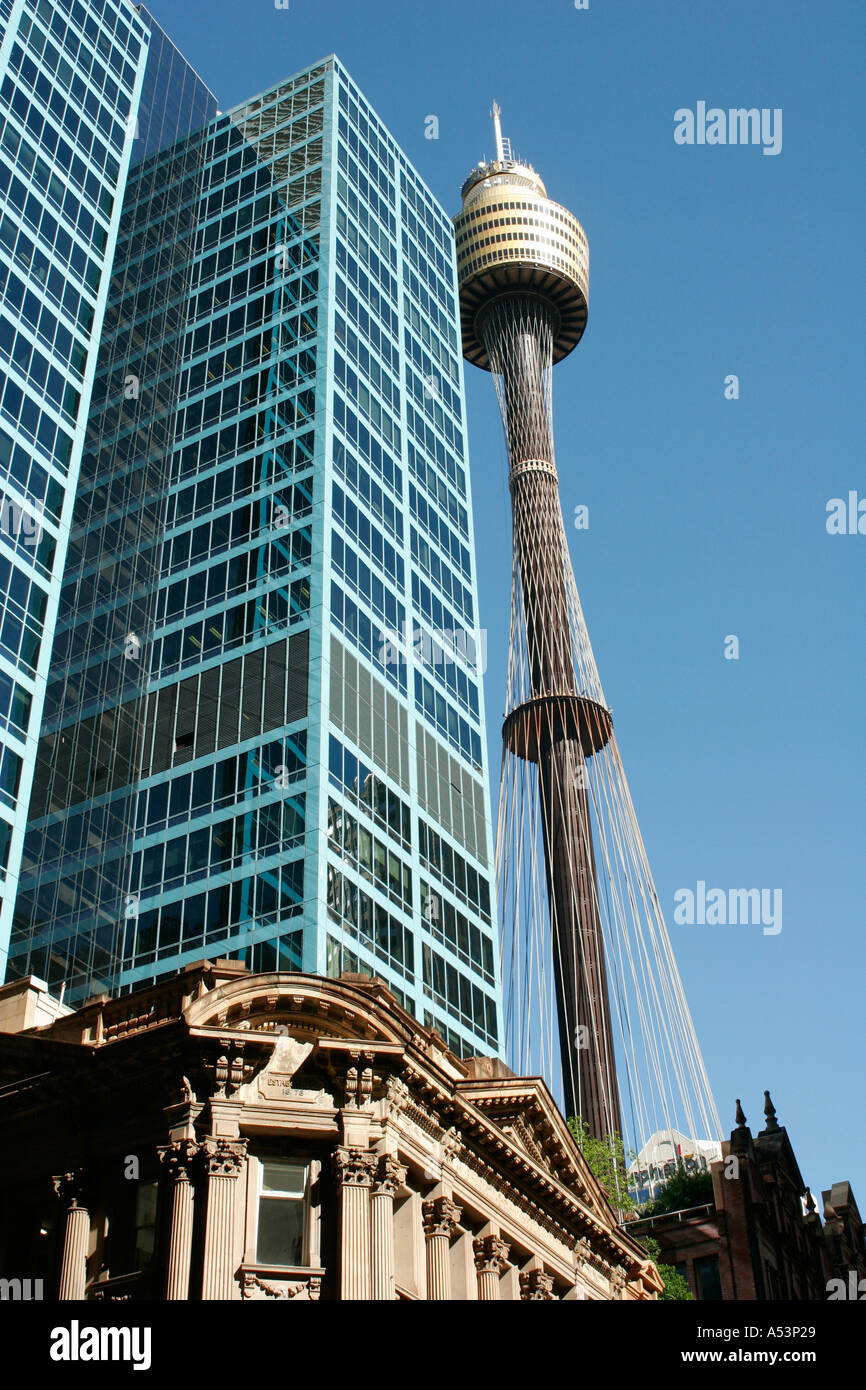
[6,53,503,1061]
[0,0,215,978]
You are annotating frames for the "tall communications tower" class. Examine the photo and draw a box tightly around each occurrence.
[454,108,720,1162]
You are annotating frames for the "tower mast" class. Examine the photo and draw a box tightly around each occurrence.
[455,109,722,1172]
[454,107,618,1138]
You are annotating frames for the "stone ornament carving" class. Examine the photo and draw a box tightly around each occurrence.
[609,1266,628,1299]
[344,1049,376,1107]
[519,1269,555,1300]
[158,1139,201,1183]
[372,1154,406,1198]
[574,1236,592,1267]
[202,1137,248,1178]
[440,1126,463,1162]
[237,1035,332,1107]
[205,1041,256,1098]
[473,1235,510,1275]
[422,1197,462,1240]
[331,1146,378,1188]
[385,1075,410,1111]
[240,1271,322,1301]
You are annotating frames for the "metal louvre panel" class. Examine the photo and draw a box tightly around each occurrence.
[329,640,343,730]
[175,681,197,741]
[214,660,240,752]
[241,648,265,738]
[398,705,409,789]
[372,681,386,769]
[357,664,372,753]
[151,684,179,775]
[383,697,399,788]
[284,629,309,723]
[343,648,358,745]
[263,639,287,726]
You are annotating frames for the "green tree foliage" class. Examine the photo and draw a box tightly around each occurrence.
[567,1116,636,1213]
[639,1236,693,1301]
[641,1167,714,1217]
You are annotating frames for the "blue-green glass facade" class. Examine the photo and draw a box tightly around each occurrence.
[0,0,214,977]
[7,55,503,1060]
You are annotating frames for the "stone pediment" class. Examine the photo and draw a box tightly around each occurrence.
[456,1077,614,1220]
[499,1112,547,1167]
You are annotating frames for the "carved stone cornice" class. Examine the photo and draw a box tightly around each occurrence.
[157,1139,201,1184]
[202,1137,248,1178]
[332,1146,378,1188]
[372,1153,406,1198]
[52,1170,85,1210]
[473,1234,510,1275]
[609,1265,628,1299]
[422,1196,462,1240]
[519,1268,555,1300]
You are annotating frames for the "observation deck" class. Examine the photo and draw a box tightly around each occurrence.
[453,114,589,370]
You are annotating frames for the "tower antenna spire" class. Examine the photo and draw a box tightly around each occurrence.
[491,101,507,163]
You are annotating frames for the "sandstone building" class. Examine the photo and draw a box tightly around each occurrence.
[0,963,661,1301]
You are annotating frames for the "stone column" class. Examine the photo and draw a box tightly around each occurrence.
[370,1155,406,1300]
[520,1268,555,1300]
[422,1196,461,1301]
[201,1138,247,1300]
[332,1147,377,1301]
[473,1234,510,1300]
[158,1140,200,1300]
[53,1172,89,1301]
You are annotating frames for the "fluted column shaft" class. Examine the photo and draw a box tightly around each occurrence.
[474,1235,510,1300]
[370,1155,406,1300]
[333,1147,377,1300]
[201,1139,247,1301]
[53,1173,89,1301]
[159,1140,200,1300]
[422,1197,461,1301]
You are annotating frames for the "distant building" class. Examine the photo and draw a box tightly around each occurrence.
[629,1093,857,1301]
[0,963,661,1300]
[629,1130,722,1206]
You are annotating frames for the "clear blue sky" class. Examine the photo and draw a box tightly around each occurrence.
[149,0,866,1201]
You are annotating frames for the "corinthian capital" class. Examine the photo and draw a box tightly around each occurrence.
[372,1153,407,1198]
[158,1139,201,1183]
[422,1196,462,1240]
[51,1170,85,1209]
[473,1234,510,1275]
[332,1146,378,1188]
[202,1137,248,1178]
[519,1268,555,1300]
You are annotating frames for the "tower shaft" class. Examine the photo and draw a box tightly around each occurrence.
[479,295,621,1139]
